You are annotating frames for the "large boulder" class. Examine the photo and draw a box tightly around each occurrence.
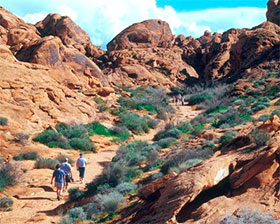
[36,13,103,58]
[107,19,174,51]
[266,0,280,26]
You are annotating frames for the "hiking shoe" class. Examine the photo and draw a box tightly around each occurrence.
[57,195,60,201]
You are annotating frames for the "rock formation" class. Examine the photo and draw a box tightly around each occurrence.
[107,19,174,51]
[267,0,280,26]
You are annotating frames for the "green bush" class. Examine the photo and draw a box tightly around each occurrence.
[0,163,18,191]
[219,131,237,147]
[12,132,29,146]
[161,148,212,174]
[154,127,181,141]
[33,130,70,149]
[34,157,59,169]
[97,191,125,214]
[271,109,280,118]
[69,137,95,151]
[251,102,270,112]
[156,137,177,148]
[115,182,137,195]
[13,151,39,161]
[0,197,13,209]
[258,114,270,122]
[68,188,84,201]
[144,115,159,129]
[170,158,203,174]
[119,112,149,134]
[0,117,8,126]
[188,93,211,105]
[274,99,280,106]
[249,129,271,149]
[190,124,204,136]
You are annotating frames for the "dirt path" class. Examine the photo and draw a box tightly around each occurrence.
[0,104,201,224]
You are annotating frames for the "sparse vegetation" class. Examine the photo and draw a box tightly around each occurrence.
[220,208,279,224]
[55,153,74,165]
[249,129,271,150]
[0,163,18,191]
[219,131,237,148]
[13,151,38,161]
[0,117,8,126]
[0,197,13,210]
[34,157,59,169]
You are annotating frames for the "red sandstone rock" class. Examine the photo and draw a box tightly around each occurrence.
[107,19,174,51]
[267,0,280,26]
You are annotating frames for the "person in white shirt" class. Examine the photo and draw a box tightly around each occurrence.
[76,153,87,184]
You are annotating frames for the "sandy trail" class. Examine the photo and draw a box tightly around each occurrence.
[0,104,200,224]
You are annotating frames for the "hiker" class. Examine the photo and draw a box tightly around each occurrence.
[51,164,66,200]
[76,153,87,184]
[61,158,72,192]
[181,95,185,106]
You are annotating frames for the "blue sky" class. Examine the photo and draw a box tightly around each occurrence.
[1,0,268,49]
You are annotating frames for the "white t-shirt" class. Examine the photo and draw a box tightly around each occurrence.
[77,158,87,168]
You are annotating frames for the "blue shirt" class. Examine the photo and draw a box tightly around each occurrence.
[77,158,87,168]
[53,169,65,183]
[61,162,71,175]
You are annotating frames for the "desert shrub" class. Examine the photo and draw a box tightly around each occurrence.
[271,109,280,118]
[110,107,126,116]
[156,137,177,148]
[55,153,74,165]
[34,157,59,169]
[154,127,181,141]
[170,158,203,174]
[97,104,108,112]
[177,121,193,133]
[12,132,29,145]
[61,125,87,139]
[119,112,149,134]
[0,197,13,209]
[115,182,137,195]
[220,208,278,224]
[274,99,280,106]
[118,87,170,113]
[69,137,95,151]
[125,167,142,181]
[147,150,159,164]
[258,114,270,122]
[251,102,271,113]
[68,188,84,201]
[144,115,159,129]
[188,93,211,105]
[190,124,204,136]
[213,109,252,128]
[156,108,168,120]
[249,129,271,149]
[266,85,280,98]
[233,99,245,107]
[68,207,87,221]
[33,130,70,149]
[97,191,125,214]
[83,202,99,219]
[0,117,8,126]
[219,131,237,147]
[190,114,208,126]
[0,163,18,191]
[161,148,212,174]
[13,151,38,161]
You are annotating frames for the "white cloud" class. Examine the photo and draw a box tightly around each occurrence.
[22,11,48,24]
[16,0,266,48]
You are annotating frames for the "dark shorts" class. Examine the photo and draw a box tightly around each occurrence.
[65,174,71,183]
[79,167,85,178]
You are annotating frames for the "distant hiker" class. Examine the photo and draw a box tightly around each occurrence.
[61,158,72,192]
[181,95,185,106]
[51,164,66,200]
[76,153,87,184]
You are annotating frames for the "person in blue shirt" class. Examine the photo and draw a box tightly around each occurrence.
[51,164,66,200]
[76,153,87,184]
[60,158,72,192]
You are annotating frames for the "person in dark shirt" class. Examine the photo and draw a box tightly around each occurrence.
[51,164,66,200]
